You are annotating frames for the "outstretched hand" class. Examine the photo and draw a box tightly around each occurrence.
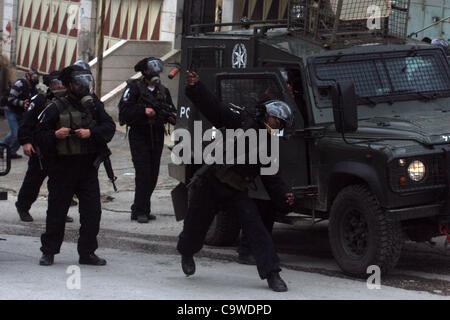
[285,193,295,206]
[187,71,199,86]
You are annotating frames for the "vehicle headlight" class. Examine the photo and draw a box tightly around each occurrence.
[408,160,426,182]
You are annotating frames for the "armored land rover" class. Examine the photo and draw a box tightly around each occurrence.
[169,0,450,277]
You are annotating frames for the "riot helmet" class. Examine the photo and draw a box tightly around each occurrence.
[69,71,94,98]
[134,57,164,85]
[59,65,95,101]
[43,71,65,97]
[263,100,293,129]
[73,60,92,73]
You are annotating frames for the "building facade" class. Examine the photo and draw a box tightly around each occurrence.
[2,0,180,73]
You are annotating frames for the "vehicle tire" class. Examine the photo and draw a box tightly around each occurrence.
[329,184,403,277]
[205,210,241,247]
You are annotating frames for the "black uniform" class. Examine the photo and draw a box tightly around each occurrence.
[35,96,115,256]
[16,93,50,213]
[119,79,175,219]
[177,81,292,279]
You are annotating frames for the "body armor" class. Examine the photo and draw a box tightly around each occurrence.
[54,97,97,156]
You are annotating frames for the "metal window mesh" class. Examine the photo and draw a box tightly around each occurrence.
[288,0,410,47]
[190,48,224,68]
[220,78,283,109]
[314,54,450,99]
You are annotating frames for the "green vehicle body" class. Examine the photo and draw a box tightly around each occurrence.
[168,26,450,276]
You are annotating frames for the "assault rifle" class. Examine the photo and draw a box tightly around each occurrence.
[140,94,177,126]
[93,146,117,192]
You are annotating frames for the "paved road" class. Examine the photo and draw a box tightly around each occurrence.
[0,118,449,299]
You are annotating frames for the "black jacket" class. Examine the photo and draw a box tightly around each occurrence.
[186,81,292,213]
[118,79,174,128]
[35,95,116,160]
[18,93,48,146]
[7,78,37,115]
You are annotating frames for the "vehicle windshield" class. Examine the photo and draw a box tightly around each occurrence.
[309,49,450,108]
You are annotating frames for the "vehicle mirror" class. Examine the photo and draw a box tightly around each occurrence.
[331,81,358,133]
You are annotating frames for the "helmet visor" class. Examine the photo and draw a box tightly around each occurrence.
[70,73,95,96]
[144,59,163,75]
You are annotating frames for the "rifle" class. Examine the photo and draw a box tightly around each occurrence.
[93,146,118,192]
[140,94,177,126]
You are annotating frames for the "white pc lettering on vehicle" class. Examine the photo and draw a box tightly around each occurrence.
[180,106,191,119]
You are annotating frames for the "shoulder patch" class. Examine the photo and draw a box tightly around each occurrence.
[122,88,131,102]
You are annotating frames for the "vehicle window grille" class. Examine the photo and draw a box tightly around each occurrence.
[190,48,224,69]
[220,78,283,109]
[389,155,446,193]
[288,0,410,47]
[314,54,450,100]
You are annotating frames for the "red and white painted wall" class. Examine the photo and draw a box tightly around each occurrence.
[2,0,178,74]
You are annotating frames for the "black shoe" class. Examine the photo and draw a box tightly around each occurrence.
[136,214,156,223]
[79,253,107,266]
[137,214,149,223]
[267,272,288,292]
[39,254,54,266]
[10,154,22,159]
[237,253,256,265]
[181,255,195,277]
[70,199,78,207]
[65,216,74,223]
[17,207,33,222]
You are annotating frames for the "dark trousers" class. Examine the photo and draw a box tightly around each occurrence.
[238,200,276,256]
[129,125,165,216]
[16,155,47,212]
[41,155,101,256]
[177,175,281,279]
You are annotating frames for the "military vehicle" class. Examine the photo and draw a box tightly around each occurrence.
[0,143,11,200]
[169,0,450,277]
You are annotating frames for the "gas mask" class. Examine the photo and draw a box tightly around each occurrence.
[80,95,95,109]
[29,72,39,86]
[69,72,95,100]
[142,59,163,85]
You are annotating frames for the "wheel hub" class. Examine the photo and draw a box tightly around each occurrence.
[341,208,368,258]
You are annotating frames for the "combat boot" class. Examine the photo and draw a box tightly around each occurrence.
[181,255,195,276]
[79,254,107,266]
[16,203,33,222]
[39,254,54,266]
[267,271,288,292]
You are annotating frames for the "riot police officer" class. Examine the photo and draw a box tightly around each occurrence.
[119,57,176,223]
[35,65,115,266]
[0,68,38,158]
[177,71,295,292]
[16,71,74,222]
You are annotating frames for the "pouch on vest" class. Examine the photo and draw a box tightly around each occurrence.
[53,97,97,156]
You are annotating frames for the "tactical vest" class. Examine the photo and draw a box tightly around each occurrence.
[53,97,97,156]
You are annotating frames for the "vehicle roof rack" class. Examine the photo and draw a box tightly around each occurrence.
[189,19,288,35]
[288,0,411,49]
